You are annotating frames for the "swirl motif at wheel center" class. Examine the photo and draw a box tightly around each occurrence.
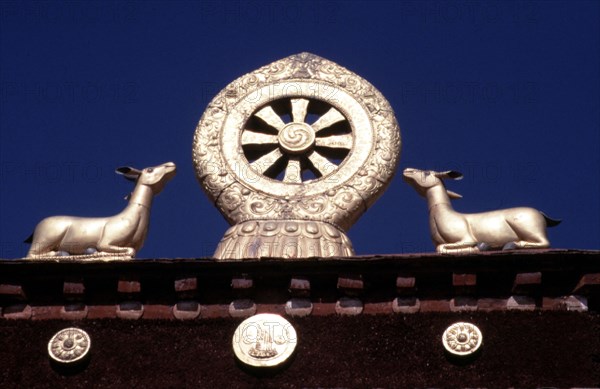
[242,97,352,183]
[278,122,315,155]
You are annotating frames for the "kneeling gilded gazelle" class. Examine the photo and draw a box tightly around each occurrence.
[25,162,176,260]
[403,168,560,254]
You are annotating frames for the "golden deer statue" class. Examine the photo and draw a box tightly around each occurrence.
[25,162,176,259]
[403,168,560,254]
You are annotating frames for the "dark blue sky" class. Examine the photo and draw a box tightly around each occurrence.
[1,1,598,259]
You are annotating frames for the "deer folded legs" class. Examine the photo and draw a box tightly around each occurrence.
[502,238,550,251]
[95,244,136,258]
[436,241,479,254]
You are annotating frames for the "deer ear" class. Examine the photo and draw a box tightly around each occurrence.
[447,170,463,180]
[116,167,142,181]
[446,190,463,199]
[436,170,463,180]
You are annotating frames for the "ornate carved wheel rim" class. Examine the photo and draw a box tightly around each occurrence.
[241,97,353,184]
[221,80,374,199]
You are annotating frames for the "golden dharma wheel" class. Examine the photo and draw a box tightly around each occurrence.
[193,53,401,259]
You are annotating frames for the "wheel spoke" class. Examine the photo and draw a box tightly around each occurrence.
[307,150,336,176]
[241,131,278,146]
[250,148,284,174]
[283,157,302,183]
[291,98,309,123]
[311,107,345,132]
[315,134,353,150]
[254,105,286,131]
[244,98,351,182]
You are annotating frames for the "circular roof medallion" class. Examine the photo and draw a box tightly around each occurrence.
[48,327,91,364]
[232,313,297,368]
[442,322,482,356]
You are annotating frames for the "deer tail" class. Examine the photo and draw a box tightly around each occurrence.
[541,212,561,227]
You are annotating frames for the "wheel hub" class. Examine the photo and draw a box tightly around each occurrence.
[278,122,315,155]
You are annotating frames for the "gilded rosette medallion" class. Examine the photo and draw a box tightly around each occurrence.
[193,53,401,259]
[232,313,297,368]
[48,327,91,364]
[442,322,482,356]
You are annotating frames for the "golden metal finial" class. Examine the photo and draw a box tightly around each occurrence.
[193,53,401,259]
